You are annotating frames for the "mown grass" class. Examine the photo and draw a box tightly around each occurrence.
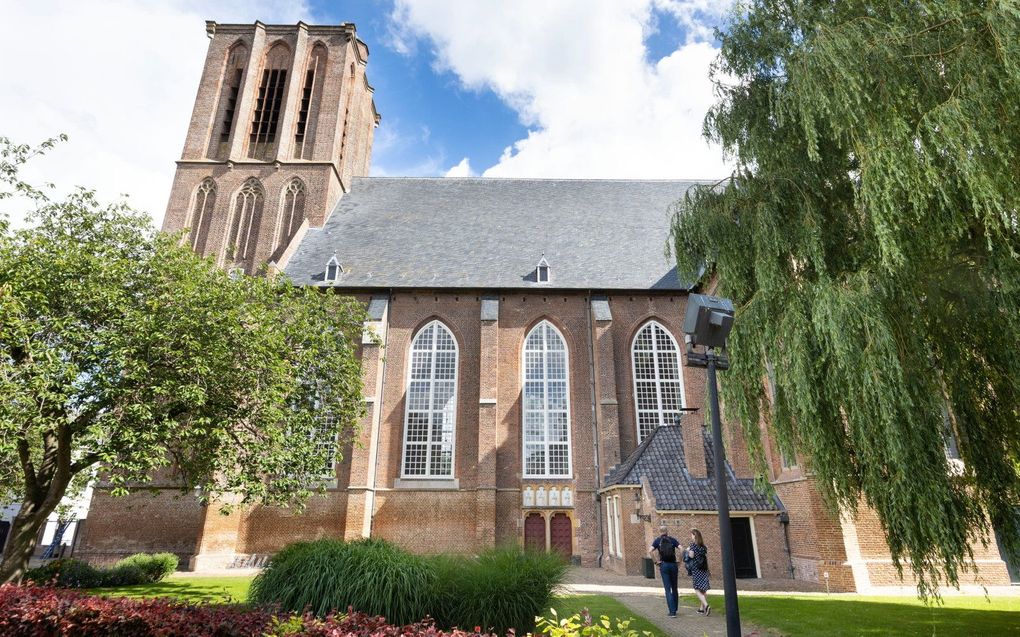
[550,595,664,636]
[683,593,1020,637]
[93,574,251,604]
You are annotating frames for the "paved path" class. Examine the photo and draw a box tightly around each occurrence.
[562,569,772,637]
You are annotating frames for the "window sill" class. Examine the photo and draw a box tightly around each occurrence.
[393,478,460,490]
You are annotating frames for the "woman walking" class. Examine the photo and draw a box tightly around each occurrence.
[685,529,711,616]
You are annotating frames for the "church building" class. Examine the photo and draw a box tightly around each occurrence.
[77,20,1017,592]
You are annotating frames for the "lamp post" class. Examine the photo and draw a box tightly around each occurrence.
[682,293,740,637]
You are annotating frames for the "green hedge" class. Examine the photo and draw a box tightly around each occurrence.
[248,539,567,633]
[25,552,179,588]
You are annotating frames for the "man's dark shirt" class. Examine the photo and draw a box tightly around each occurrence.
[651,534,681,563]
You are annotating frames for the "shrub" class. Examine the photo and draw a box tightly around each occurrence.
[24,552,177,588]
[112,552,178,583]
[433,548,568,634]
[0,585,505,637]
[248,538,438,625]
[24,559,106,588]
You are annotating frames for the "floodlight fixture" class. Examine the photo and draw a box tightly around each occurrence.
[682,293,735,349]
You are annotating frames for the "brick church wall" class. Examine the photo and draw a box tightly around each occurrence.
[76,489,207,567]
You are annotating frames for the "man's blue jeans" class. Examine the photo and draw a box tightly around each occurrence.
[659,561,679,615]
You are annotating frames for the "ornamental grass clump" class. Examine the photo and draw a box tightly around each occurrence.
[433,548,568,634]
[248,538,438,625]
[249,539,566,633]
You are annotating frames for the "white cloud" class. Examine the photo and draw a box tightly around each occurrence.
[389,0,733,180]
[443,157,475,177]
[0,0,311,228]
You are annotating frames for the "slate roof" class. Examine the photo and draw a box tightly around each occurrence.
[284,177,711,290]
[604,425,779,512]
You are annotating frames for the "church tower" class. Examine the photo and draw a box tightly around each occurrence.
[162,21,379,274]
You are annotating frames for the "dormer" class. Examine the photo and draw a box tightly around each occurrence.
[535,255,551,284]
[325,253,343,283]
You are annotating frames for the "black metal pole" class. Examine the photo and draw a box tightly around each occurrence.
[707,353,741,637]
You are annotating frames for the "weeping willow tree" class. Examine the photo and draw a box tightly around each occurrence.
[671,2,1020,595]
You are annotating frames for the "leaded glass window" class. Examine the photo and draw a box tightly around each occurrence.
[401,321,458,477]
[523,321,571,477]
[632,321,686,443]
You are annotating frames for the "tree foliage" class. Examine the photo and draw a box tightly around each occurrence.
[671,2,1020,595]
[0,137,367,583]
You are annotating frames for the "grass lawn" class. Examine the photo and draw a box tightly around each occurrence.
[682,593,1020,637]
[94,576,663,635]
[550,595,664,636]
[92,574,252,604]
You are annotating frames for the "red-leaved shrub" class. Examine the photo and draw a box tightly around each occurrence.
[0,585,508,637]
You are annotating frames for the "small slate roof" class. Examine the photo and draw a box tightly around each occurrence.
[604,425,779,512]
[284,177,710,290]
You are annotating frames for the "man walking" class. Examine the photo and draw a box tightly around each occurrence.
[650,524,681,617]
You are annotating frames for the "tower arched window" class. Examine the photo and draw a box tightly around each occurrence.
[211,42,248,158]
[294,43,327,159]
[631,320,686,442]
[248,42,291,160]
[522,321,572,477]
[276,178,306,250]
[187,179,216,254]
[226,178,264,267]
[401,320,458,477]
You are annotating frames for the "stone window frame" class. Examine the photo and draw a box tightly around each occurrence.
[613,495,623,557]
[186,178,216,254]
[275,177,306,251]
[400,320,459,478]
[631,320,688,443]
[606,497,616,556]
[224,177,264,268]
[521,320,573,479]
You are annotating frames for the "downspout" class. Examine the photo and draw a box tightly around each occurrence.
[585,293,605,567]
[362,291,391,537]
[776,495,795,577]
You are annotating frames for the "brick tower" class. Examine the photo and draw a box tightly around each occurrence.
[162,21,379,274]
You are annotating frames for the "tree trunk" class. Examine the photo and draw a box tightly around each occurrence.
[0,503,51,585]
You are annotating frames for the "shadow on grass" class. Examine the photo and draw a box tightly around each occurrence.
[680,594,1020,637]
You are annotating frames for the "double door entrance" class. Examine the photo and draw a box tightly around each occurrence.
[524,511,573,556]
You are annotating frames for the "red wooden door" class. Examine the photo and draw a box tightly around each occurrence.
[550,513,572,556]
[524,513,546,551]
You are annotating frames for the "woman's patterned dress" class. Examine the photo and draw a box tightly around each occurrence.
[688,544,710,591]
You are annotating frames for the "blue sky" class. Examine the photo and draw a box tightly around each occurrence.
[0,0,733,226]
[312,0,530,176]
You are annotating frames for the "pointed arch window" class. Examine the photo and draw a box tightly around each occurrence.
[249,42,291,160]
[187,179,216,254]
[211,42,248,157]
[523,321,571,477]
[294,43,327,159]
[632,321,686,442]
[276,178,306,250]
[402,320,458,477]
[226,178,264,267]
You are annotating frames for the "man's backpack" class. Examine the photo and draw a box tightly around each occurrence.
[658,538,677,562]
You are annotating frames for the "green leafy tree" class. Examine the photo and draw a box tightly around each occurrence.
[671,2,1020,595]
[0,138,367,584]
